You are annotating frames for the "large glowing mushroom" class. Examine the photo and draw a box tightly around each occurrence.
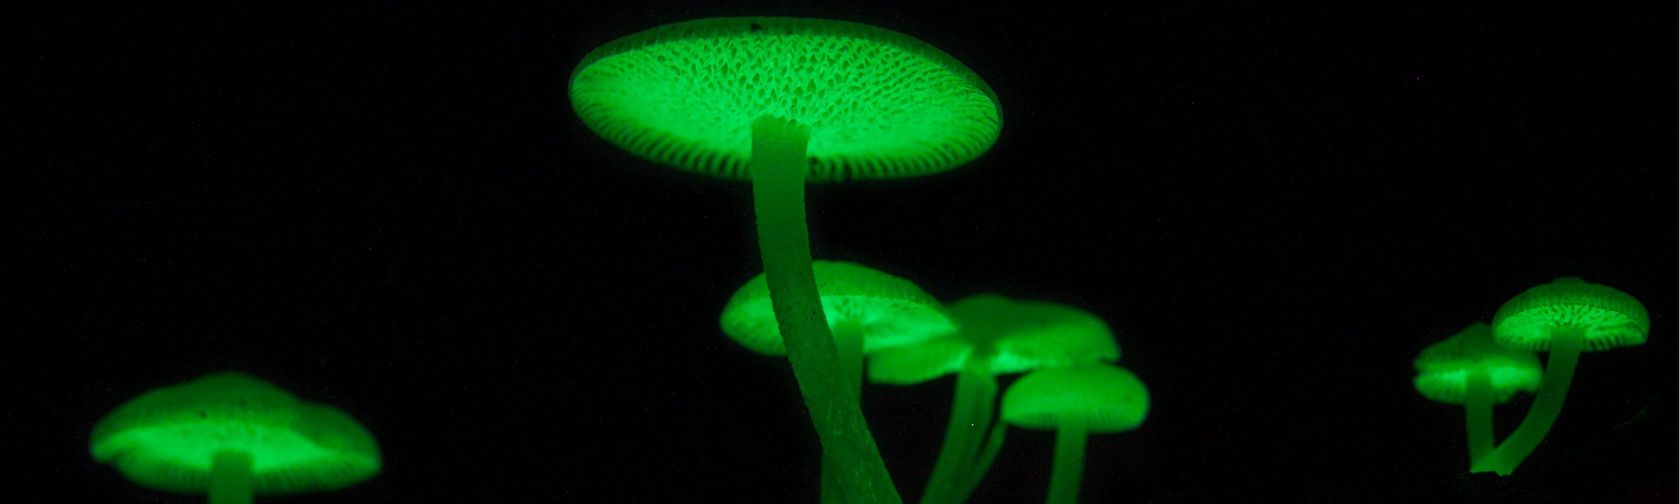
[572,17,1001,503]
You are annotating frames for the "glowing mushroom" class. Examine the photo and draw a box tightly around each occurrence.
[572,17,1001,503]
[89,372,381,504]
[1472,277,1649,475]
[868,294,1118,504]
[721,260,956,501]
[1412,322,1542,469]
[1001,363,1149,504]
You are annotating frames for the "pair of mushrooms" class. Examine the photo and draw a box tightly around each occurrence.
[1413,277,1649,475]
[89,372,381,503]
[721,262,1150,504]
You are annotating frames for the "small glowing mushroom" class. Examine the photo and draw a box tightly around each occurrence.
[1001,363,1149,504]
[89,372,381,504]
[721,261,958,393]
[721,260,956,501]
[868,294,1118,504]
[1412,322,1542,469]
[572,18,1001,503]
[1472,277,1649,475]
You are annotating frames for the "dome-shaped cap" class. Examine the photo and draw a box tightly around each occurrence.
[720,261,957,355]
[1492,277,1649,352]
[89,372,382,495]
[867,294,1119,385]
[1413,323,1542,404]
[1001,363,1149,434]
[570,17,1002,182]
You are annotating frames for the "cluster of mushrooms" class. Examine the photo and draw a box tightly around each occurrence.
[84,15,1653,504]
[569,17,1147,504]
[1412,277,1649,476]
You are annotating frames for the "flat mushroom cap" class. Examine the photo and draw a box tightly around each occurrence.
[720,261,957,355]
[89,372,382,495]
[1001,363,1149,434]
[867,294,1119,385]
[1492,277,1649,352]
[1413,323,1542,404]
[570,17,1002,182]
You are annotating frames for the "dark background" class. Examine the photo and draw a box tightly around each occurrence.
[8,2,1674,502]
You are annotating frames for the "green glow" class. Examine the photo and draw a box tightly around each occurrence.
[869,294,1120,385]
[1474,277,1649,476]
[571,17,1002,182]
[1412,323,1541,405]
[747,115,900,503]
[1001,363,1148,504]
[90,372,381,500]
[1412,323,1540,470]
[1490,277,1649,352]
[867,294,1119,504]
[720,260,957,356]
[575,17,1002,503]
[209,451,253,504]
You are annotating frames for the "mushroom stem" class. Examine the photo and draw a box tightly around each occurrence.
[1047,418,1088,504]
[1464,367,1495,468]
[209,450,254,504]
[921,358,998,504]
[836,320,866,398]
[1473,328,1583,476]
[749,115,901,504]
[960,416,1008,499]
[824,320,868,503]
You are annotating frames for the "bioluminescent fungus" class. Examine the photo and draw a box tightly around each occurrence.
[1413,322,1541,469]
[571,18,1001,503]
[89,372,381,504]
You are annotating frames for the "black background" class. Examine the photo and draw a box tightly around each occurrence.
[9,2,1675,502]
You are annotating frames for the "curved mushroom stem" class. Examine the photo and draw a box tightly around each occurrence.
[1463,367,1495,468]
[921,358,998,504]
[1047,419,1088,504]
[1472,328,1583,476]
[750,115,901,504]
[960,416,1009,499]
[824,320,868,503]
[209,450,254,504]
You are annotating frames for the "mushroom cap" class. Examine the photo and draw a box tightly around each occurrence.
[720,261,957,355]
[867,294,1119,385]
[1492,277,1649,352]
[570,17,1002,182]
[89,372,381,495]
[1001,363,1149,434]
[1413,323,1542,404]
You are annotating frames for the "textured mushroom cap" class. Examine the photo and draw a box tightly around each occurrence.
[1001,363,1149,433]
[1492,277,1649,352]
[867,294,1119,385]
[1413,323,1542,404]
[720,261,957,355]
[89,372,382,495]
[570,17,1002,182]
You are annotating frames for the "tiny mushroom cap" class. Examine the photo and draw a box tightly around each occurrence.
[868,294,1120,385]
[570,17,1002,182]
[1413,323,1543,404]
[1492,277,1650,352]
[1002,363,1150,434]
[720,261,957,355]
[89,372,381,495]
